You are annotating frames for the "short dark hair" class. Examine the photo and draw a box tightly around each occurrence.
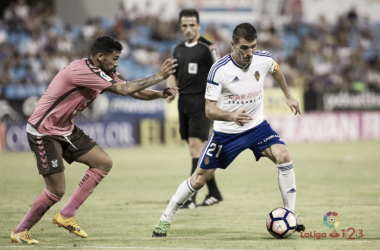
[179,9,199,24]
[232,23,257,44]
[90,36,123,56]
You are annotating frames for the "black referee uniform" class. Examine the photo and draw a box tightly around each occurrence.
[173,36,220,141]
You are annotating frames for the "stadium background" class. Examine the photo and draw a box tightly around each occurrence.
[0,1,380,249]
[0,0,379,151]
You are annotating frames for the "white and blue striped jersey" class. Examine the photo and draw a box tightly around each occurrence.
[205,51,279,134]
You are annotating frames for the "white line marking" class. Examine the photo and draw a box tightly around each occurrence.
[4,246,254,250]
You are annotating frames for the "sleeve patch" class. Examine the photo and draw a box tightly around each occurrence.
[100,71,113,82]
[206,85,213,94]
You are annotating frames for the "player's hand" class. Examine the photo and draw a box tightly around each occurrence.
[285,96,301,115]
[159,59,178,79]
[161,87,179,99]
[166,95,175,103]
[233,109,253,126]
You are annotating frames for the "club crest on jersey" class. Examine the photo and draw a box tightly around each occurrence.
[51,159,59,168]
[254,71,260,81]
[204,157,210,165]
[100,71,113,81]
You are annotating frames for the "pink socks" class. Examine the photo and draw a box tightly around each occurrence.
[15,189,61,233]
[60,168,108,218]
[14,168,107,233]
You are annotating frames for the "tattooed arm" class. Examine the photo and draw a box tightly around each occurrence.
[105,59,177,96]
[130,87,179,100]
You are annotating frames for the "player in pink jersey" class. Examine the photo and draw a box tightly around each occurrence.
[10,36,178,244]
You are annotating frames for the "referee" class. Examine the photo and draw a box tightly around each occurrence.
[166,9,223,208]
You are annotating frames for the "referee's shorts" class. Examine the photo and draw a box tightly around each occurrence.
[178,93,212,141]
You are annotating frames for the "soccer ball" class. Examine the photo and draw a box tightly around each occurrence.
[266,207,297,239]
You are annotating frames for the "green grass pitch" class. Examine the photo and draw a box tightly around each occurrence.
[1,141,379,249]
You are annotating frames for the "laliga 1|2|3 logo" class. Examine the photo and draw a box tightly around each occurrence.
[300,211,364,240]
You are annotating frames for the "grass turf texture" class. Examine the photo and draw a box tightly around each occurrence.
[1,141,379,250]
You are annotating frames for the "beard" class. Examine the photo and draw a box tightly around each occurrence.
[102,66,116,75]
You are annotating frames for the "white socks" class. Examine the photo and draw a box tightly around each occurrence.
[277,161,296,212]
[160,178,195,222]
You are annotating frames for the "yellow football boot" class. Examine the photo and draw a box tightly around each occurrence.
[10,229,39,244]
[53,211,88,238]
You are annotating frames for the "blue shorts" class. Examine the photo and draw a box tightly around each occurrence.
[198,120,285,169]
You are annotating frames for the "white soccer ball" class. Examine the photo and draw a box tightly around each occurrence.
[266,207,297,239]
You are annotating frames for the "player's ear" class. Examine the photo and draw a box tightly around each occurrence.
[231,41,235,48]
[97,53,105,62]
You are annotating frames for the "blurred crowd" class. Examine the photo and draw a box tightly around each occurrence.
[0,0,379,99]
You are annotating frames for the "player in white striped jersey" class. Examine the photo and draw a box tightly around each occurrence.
[152,23,304,237]
[205,50,274,133]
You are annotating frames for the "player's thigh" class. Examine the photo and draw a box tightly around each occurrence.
[27,133,66,175]
[75,145,113,172]
[247,120,286,162]
[62,126,97,164]
[261,144,291,164]
[199,131,245,169]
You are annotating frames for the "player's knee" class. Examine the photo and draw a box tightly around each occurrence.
[189,146,202,158]
[188,139,203,158]
[56,190,65,198]
[192,177,206,190]
[192,181,205,190]
[95,155,113,172]
[102,156,113,172]
[189,150,200,158]
[276,149,292,164]
[49,187,65,198]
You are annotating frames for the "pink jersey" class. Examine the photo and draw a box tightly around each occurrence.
[28,58,124,136]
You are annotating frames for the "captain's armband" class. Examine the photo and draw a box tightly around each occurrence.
[270,62,280,74]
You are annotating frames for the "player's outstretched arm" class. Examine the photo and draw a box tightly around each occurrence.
[105,59,177,96]
[130,87,179,100]
[271,67,301,115]
[205,100,252,126]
